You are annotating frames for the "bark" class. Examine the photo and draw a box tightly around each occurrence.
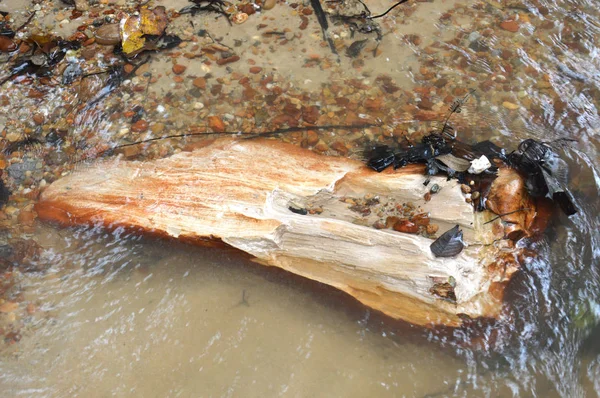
[35,138,542,327]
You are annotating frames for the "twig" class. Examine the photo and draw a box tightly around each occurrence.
[16,11,36,32]
[368,0,409,19]
[90,123,382,158]
[484,208,531,224]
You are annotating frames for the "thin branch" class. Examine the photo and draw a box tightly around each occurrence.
[368,0,409,19]
[93,123,382,158]
[16,11,36,32]
[484,208,531,224]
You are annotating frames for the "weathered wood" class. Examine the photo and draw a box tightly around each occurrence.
[35,138,538,327]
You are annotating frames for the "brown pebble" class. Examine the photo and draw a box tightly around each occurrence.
[500,20,519,33]
[0,35,17,52]
[216,55,240,65]
[33,113,45,125]
[0,302,18,313]
[151,123,165,134]
[306,130,319,146]
[461,184,471,194]
[330,141,348,155]
[172,64,187,75]
[385,216,400,229]
[411,213,430,226]
[393,220,419,234]
[208,116,226,132]
[373,220,386,229]
[123,64,135,74]
[131,120,149,132]
[193,77,207,89]
[424,192,432,202]
[314,140,329,152]
[26,303,36,314]
[249,66,263,74]
[426,224,439,235]
[94,23,120,45]
[472,191,480,200]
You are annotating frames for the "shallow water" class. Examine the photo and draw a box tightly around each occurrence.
[0,0,599,396]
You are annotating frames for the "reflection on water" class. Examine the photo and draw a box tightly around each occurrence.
[0,0,599,396]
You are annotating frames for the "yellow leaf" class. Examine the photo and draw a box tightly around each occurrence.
[140,6,168,36]
[120,15,145,55]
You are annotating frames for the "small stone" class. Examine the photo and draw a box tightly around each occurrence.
[0,36,17,52]
[314,140,329,152]
[151,123,165,134]
[502,101,520,110]
[33,113,45,125]
[411,213,430,226]
[373,220,386,229]
[249,66,263,74]
[385,216,400,229]
[172,64,187,75]
[306,130,319,146]
[0,301,18,313]
[193,102,205,110]
[430,184,441,194]
[216,55,240,65]
[94,23,120,45]
[468,155,492,174]
[393,220,419,234]
[131,120,149,132]
[426,224,439,235]
[26,303,36,314]
[500,20,519,33]
[6,132,20,142]
[208,116,226,132]
[232,13,248,24]
[193,77,207,89]
[461,184,471,194]
[472,191,480,200]
[262,0,277,10]
[330,141,348,155]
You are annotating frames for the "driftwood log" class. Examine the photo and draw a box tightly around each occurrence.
[35,138,543,327]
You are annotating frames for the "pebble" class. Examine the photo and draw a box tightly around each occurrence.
[500,20,520,33]
[151,123,165,134]
[232,13,248,24]
[193,102,205,110]
[208,116,226,132]
[262,0,277,10]
[131,120,149,132]
[461,184,471,194]
[0,36,17,52]
[172,64,187,75]
[6,132,20,142]
[193,77,207,89]
[393,220,419,234]
[0,301,18,313]
[426,224,439,235]
[94,23,120,45]
[306,130,319,146]
[249,66,263,74]
[502,101,520,110]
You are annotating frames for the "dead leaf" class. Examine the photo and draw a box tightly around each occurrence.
[140,7,167,36]
[120,7,169,56]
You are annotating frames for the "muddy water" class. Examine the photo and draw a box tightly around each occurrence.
[0,0,599,396]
